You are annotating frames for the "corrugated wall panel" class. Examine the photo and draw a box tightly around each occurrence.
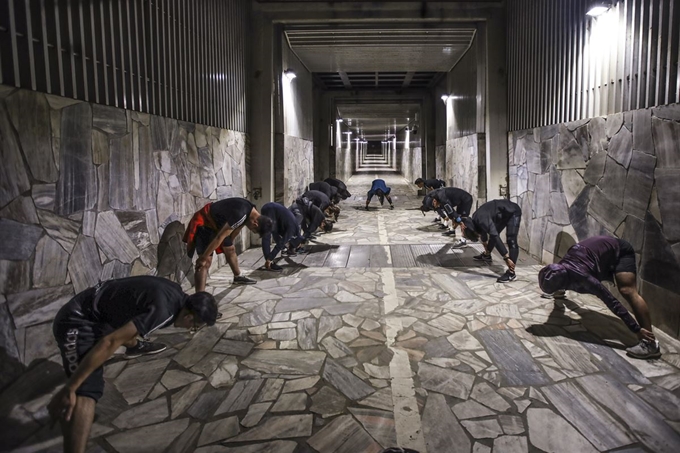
[508,0,680,130]
[0,0,250,131]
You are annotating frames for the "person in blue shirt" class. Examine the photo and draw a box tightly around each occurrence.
[260,202,304,271]
[365,179,394,210]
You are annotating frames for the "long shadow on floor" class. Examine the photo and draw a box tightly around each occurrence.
[527,298,639,348]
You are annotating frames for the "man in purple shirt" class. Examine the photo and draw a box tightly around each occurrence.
[538,236,659,359]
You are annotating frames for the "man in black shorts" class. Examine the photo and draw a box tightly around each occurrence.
[261,202,304,271]
[48,276,218,453]
[289,195,333,241]
[365,179,394,210]
[538,236,660,359]
[183,197,273,290]
[429,187,473,245]
[461,199,522,283]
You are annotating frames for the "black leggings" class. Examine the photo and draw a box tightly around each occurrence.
[505,214,521,264]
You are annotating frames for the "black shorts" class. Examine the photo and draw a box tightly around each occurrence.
[456,199,473,218]
[195,226,233,254]
[615,239,636,274]
[53,288,105,402]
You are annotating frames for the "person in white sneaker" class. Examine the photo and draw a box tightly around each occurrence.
[428,187,474,246]
[538,236,660,359]
[461,199,522,283]
[48,276,218,452]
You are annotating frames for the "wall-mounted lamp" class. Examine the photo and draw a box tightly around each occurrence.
[586,1,612,16]
[284,69,296,81]
[336,118,343,123]
[441,94,451,103]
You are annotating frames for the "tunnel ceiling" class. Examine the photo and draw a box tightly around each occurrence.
[285,27,477,88]
[286,24,475,139]
[336,103,420,140]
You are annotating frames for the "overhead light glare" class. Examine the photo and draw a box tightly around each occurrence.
[441,94,451,103]
[284,69,296,80]
[586,1,612,16]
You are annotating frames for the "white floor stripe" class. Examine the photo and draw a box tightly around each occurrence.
[382,268,427,452]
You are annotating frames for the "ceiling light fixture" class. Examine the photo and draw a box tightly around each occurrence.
[284,69,296,81]
[586,1,612,16]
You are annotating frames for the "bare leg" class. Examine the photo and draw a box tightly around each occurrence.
[224,245,241,276]
[195,254,213,292]
[616,272,654,335]
[61,396,96,453]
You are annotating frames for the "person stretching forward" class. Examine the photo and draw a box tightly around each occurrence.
[365,179,394,210]
[461,199,522,283]
[538,236,660,359]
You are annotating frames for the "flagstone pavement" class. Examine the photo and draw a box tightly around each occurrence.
[4,174,680,453]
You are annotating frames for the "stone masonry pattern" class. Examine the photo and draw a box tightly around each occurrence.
[0,86,248,389]
[508,104,680,338]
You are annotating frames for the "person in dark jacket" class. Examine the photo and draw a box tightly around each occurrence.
[429,187,474,245]
[260,202,304,271]
[365,179,394,210]
[183,198,273,289]
[324,177,351,199]
[538,236,659,359]
[461,199,522,283]
[48,277,217,453]
[415,178,446,192]
[308,182,342,217]
[303,189,340,221]
[289,195,333,241]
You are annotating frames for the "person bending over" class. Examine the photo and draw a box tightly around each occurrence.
[414,178,446,192]
[184,197,272,289]
[365,179,394,210]
[260,202,304,271]
[421,189,448,229]
[430,187,473,246]
[289,195,333,241]
[303,189,340,221]
[461,199,522,283]
[309,182,343,217]
[324,177,352,199]
[538,236,660,359]
[48,276,218,453]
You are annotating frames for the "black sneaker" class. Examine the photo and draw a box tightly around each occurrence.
[438,224,448,230]
[473,253,492,262]
[284,249,297,257]
[390,205,394,210]
[442,231,456,236]
[626,339,661,359]
[365,206,369,211]
[124,340,167,359]
[234,275,257,285]
[433,217,441,223]
[268,262,283,272]
[497,271,517,283]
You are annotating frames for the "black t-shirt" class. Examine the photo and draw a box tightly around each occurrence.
[424,179,444,189]
[89,276,187,337]
[209,198,255,230]
[472,199,522,238]
[303,190,331,211]
[308,182,333,199]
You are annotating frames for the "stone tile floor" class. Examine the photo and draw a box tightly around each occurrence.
[4,174,680,452]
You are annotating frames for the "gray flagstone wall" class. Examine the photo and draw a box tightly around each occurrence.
[0,86,249,385]
[509,104,680,338]
[280,135,314,207]
[443,134,486,207]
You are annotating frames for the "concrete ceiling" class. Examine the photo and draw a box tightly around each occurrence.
[285,24,475,138]
[337,103,420,140]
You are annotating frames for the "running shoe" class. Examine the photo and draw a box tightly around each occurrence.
[626,339,661,359]
[497,271,517,283]
[268,262,283,272]
[124,340,167,359]
[234,275,257,285]
[473,253,492,262]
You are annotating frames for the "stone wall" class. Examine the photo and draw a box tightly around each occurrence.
[276,135,314,206]
[0,86,248,382]
[508,103,680,338]
[444,134,486,206]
